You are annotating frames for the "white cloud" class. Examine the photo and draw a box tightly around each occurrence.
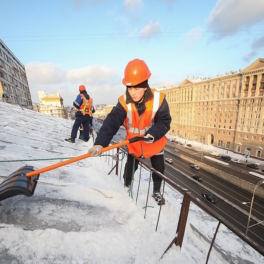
[184,27,202,41]
[180,27,202,52]
[251,35,264,50]
[123,0,143,11]
[207,0,264,39]
[26,62,66,84]
[67,65,117,84]
[243,51,258,63]
[67,0,107,10]
[26,62,122,106]
[140,21,162,39]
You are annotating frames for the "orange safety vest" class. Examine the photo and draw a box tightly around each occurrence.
[119,88,167,158]
[75,95,93,116]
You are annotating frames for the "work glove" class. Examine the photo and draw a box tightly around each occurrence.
[144,134,154,144]
[88,145,103,157]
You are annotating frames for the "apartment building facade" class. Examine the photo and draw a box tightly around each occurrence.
[162,58,264,160]
[93,104,107,118]
[0,39,33,109]
[38,91,67,119]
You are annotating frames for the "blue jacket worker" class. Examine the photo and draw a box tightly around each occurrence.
[65,85,93,143]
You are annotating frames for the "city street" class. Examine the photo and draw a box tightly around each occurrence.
[163,142,264,247]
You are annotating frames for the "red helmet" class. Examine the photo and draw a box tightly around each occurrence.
[79,85,86,91]
[122,59,151,86]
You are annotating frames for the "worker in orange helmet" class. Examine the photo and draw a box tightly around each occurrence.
[88,59,171,205]
[65,85,94,143]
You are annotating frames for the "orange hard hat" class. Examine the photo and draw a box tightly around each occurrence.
[79,85,86,91]
[122,59,151,86]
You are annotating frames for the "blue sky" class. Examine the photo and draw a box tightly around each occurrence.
[1,0,264,106]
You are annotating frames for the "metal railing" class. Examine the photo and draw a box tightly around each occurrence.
[109,145,264,262]
[91,121,264,262]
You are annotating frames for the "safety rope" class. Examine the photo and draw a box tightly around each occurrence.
[0,157,75,163]
[0,153,126,163]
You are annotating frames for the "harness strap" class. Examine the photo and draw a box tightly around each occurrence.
[82,98,88,115]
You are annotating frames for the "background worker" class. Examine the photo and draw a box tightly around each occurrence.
[88,59,171,205]
[65,85,93,143]
[79,105,95,142]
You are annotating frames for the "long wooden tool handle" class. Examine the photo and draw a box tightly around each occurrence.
[26,140,130,177]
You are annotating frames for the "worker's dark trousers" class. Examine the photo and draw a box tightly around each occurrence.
[71,115,90,140]
[123,153,164,192]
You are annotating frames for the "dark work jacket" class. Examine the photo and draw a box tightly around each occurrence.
[73,91,90,117]
[94,87,171,147]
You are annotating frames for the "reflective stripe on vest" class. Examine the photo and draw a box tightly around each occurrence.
[119,88,167,158]
[75,95,93,115]
[125,90,162,135]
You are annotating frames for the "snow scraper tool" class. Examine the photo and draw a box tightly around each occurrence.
[0,165,39,202]
[0,137,150,201]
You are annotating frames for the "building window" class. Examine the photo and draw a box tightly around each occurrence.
[218,140,223,147]
[256,150,261,158]
[252,136,256,140]
[260,137,264,141]
[226,142,230,149]
[237,145,241,152]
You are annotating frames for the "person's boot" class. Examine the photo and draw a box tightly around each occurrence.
[152,191,165,205]
[65,137,75,143]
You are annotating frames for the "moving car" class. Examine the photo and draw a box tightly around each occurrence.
[173,149,179,153]
[165,158,173,164]
[246,163,259,169]
[201,193,217,203]
[192,175,203,182]
[231,158,241,163]
[210,151,219,157]
[220,155,231,161]
[190,164,200,170]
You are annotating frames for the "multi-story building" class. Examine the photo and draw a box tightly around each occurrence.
[0,39,33,109]
[162,58,264,160]
[104,105,115,117]
[93,104,107,118]
[38,91,67,119]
